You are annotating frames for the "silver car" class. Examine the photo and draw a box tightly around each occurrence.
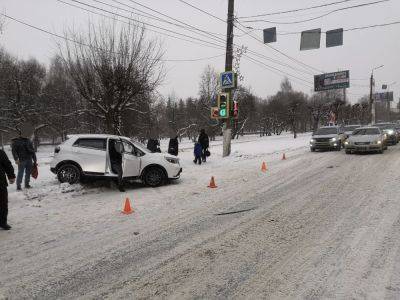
[344,127,386,154]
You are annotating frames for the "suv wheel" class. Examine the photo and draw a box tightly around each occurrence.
[143,167,165,187]
[57,164,81,184]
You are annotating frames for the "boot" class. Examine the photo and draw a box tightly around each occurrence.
[17,186,22,191]
[0,224,11,230]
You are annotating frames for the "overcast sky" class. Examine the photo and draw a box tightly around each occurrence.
[1,0,399,103]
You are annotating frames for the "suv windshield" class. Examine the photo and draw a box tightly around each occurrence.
[353,128,380,135]
[131,140,150,154]
[376,123,395,130]
[315,128,338,135]
[344,126,360,132]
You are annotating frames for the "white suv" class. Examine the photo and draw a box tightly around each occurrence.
[50,134,182,187]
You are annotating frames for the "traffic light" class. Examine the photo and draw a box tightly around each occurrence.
[218,93,229,119]
[233,100,239,119]
[211,107,219,119]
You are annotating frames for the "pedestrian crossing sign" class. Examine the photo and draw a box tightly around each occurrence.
[220,71,236,89]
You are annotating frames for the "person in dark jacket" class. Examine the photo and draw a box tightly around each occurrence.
[11,135,37,191]
[147,138,161,153]
[0,150,16,230]
[198,129,210,162]
[168,136,179,156]
[109,140,125,192]
[193,142,203,165]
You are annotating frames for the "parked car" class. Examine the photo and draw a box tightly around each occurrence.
[343,125,361,140]
[344,127,386,154]
[310,126,345,152]
[50,134,182,187]
[375,123,398,145]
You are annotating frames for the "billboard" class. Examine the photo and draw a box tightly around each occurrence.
[374,91,394,102]
[314,71,350,92]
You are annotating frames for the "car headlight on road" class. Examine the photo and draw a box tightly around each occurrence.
[377,140,382,145]
[330,137,337,142]
[344,141,349,145]
[310,139,315,143]
[165,157,179,164]
[387,130,394,135]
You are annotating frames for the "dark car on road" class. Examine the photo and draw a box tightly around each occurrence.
[375,123,398,145]
[310,126,345,152]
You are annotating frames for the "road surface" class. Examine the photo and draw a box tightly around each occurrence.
[2,145,400,299]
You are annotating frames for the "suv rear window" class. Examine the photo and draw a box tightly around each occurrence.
[73,138,106,150]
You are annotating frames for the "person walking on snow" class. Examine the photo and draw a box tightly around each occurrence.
[11,133,37,191]
[198,129,209,162]
[0,149,16,230]
[109,140,125,192]
[193,142,203,165]
[168,135,179,156]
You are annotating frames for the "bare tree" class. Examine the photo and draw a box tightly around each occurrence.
[60,19,164,135]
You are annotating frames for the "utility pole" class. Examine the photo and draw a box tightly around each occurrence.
[369,65,384,124]
[222,0,234,157]
[369,73,375,124]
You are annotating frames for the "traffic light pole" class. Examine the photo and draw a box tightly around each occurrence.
[223,0,234,157]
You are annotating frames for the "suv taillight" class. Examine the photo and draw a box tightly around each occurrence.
[54,146,60,154]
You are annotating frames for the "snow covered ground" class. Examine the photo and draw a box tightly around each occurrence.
[3,132,400,299]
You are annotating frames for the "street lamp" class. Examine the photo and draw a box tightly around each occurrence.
[370,65,384,124]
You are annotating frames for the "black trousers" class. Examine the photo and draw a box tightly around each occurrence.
[111,162,123,187]
[201,147,208,162]
[0,187,8,225]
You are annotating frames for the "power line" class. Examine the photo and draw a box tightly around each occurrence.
[105,0,226,41]
[1,13,225,62]
[122,0,225,42]
[237,0,357,19]
[176,0,324,74]
[63,0,319,78]
[58,0,226,50]
[275,20,400,35]
[176,0,226,23]
[241,0,390,25]
[243,54,314,87]
[235,20,324,74]
[58,0,225,51]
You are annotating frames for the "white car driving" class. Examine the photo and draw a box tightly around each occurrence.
[50,134,182,187]
[344,127,386,154]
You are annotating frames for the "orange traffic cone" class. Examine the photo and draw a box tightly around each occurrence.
[122,197,134,214]
[261,162,267,172]
[208,176,217,188]
[282,153,286,160]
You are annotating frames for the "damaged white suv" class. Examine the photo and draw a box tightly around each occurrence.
[50,134,182,187]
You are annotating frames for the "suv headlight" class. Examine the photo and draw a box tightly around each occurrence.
[165,157,179,164]
[330,137,337,142]
[310,139,315,143]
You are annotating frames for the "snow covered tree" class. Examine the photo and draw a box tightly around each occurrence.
[60,20,164,135]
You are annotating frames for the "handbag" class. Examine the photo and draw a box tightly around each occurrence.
[31,163,39,179]
[205,150,211,157]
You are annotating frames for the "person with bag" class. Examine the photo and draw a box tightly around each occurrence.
[198,129,210,163]
[11,133,37,191]
[168,135,179,156]
[0,149,16,230]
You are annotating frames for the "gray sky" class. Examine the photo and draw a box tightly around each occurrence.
[1,0,399,103]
